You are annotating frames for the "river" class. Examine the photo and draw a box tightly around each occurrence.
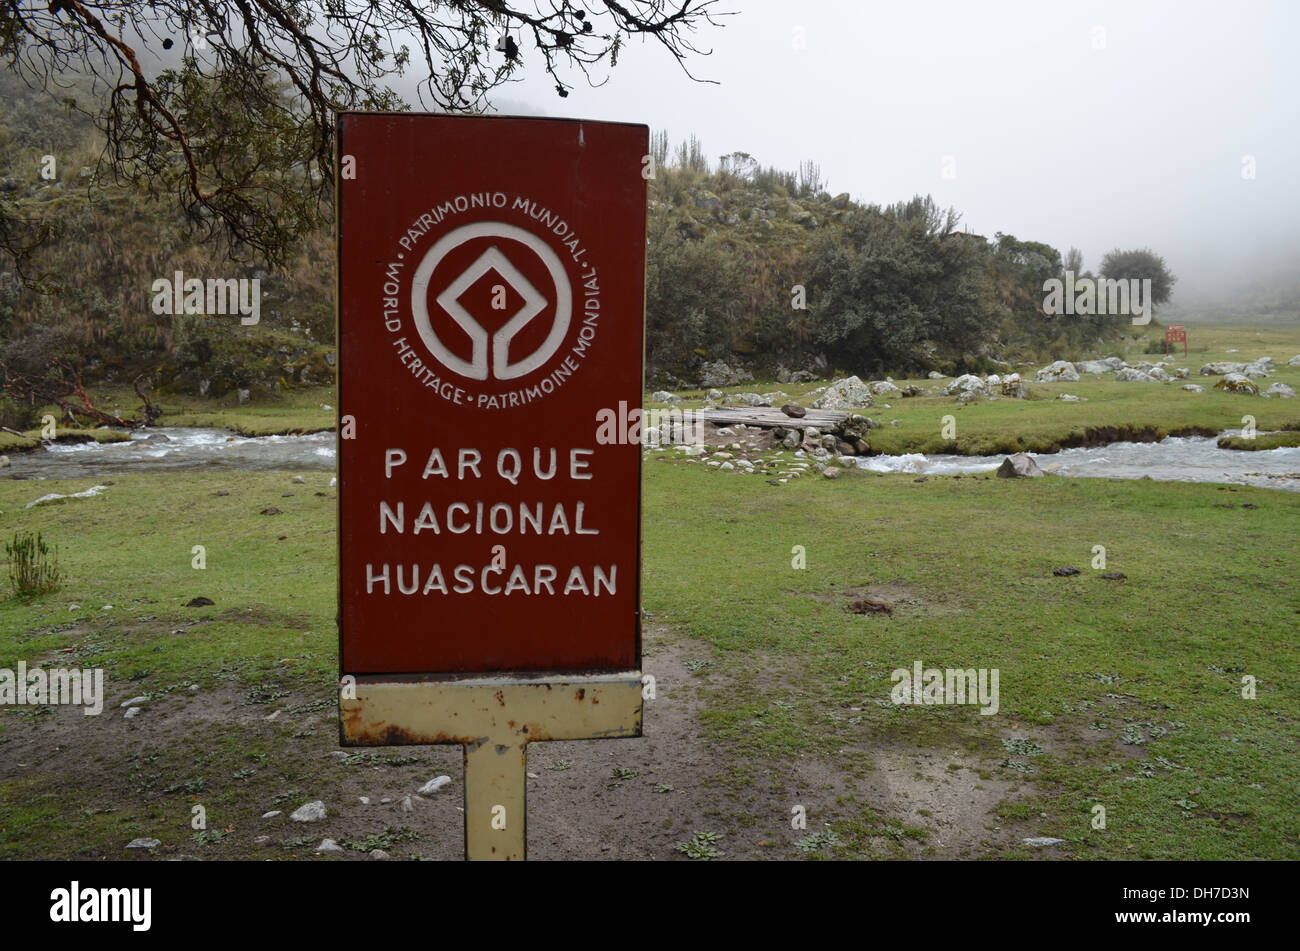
[3,427,1299,492]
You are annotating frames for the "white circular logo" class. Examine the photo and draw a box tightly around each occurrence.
[409,221,572,381]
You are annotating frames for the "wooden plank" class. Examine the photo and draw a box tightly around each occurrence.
[696,406,848,430]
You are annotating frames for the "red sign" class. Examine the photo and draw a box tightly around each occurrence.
[1166,324,1187,355]
[337,114,647,675]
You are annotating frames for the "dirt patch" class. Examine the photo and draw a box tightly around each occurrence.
[0,623,1049,861]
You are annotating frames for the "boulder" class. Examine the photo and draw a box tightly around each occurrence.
[1075,357,1125,374]
[869,380,900,395]
[781,430,801,450]
[699,361,753,388]
[1058,393,1081,402]
[999,373,1027,399]
[1264,383,1296,399]
[941,374,989,398]
[1034,360,1080,383]
[1115,367,1157,383]
[900,385,925,397]
[996,453,1044,478]
[1288,355,1300,367]
[1200,360,1269,378]
[822,466,841,479]
[810,376,875,410]
[650,390,681,403]
[927,371,945,379]
[1214,373,1259,395]
[781,403,806,418]
[1181,384,1205,392]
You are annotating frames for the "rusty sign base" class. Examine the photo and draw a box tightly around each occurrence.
[340,672,643,860]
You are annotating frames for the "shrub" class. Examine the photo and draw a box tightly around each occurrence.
[5,531,62,599]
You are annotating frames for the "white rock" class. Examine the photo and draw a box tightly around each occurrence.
[810,376,875,410]
[126,838,161,850]
[317,838,345,853]
[124,707,141,719]
[417,776,452,795]
[370,850,390,860]
[1034,360,1080,383]
[1057,394,1080,402]
[1264,383,1295,399]
[401,796,414,812]
[290,801,327,822]
[120,695,149,708]
[1181,384,1205,392]
[1023,837,1065,847]
[942,374,989,398]
[262,810,282,819]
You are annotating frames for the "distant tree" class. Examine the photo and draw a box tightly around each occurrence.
[1099,248,1176,307]
[1064,247,1084,275]
[0,1,728,273]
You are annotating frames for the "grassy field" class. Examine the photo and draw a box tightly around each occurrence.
[1,459,1295,859]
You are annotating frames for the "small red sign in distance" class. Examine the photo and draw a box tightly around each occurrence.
[337,114,647,675]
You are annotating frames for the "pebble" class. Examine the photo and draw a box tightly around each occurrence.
[1023,837,1065,847]
[317,838,345,853]
[126,837,161,850]
[262,810,282,819]
[124,707,141,719]
[370,850,390,860]
[120,696,149,708]
[401,796,414,812]
[358,796,371,805]
[417,776,452,795]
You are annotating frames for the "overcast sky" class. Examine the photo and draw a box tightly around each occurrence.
[481,0,1298,309]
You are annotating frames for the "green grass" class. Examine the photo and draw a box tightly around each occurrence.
[0,427,132,453]
[639,459,1300,859]
[1218,432,1300,451]
[1,460,1295,859]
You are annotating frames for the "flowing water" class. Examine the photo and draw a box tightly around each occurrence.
[3,428,335,480]
[4,427,1300,492]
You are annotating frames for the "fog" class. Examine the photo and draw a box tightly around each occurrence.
[471,0,1299,314]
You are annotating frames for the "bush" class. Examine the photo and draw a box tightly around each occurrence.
[0,397,37,431]
[5,531,62,599]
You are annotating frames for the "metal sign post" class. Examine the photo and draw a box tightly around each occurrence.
[335,113,647,859]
